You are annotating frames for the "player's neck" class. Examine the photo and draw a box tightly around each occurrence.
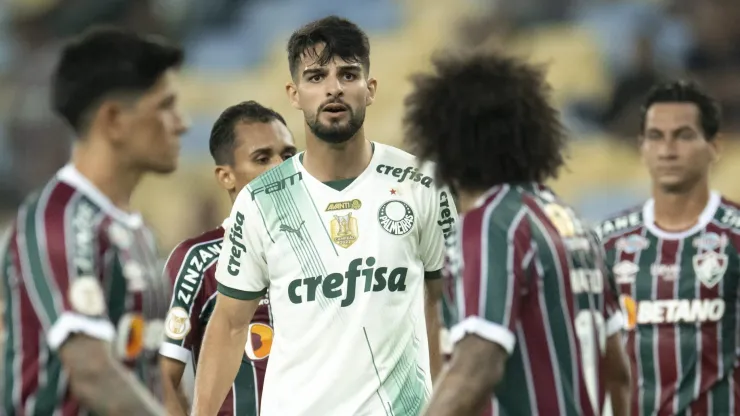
[456,189,488,214]
[302,130,372,182]
[651,181,711,232]
[70,142,143,212]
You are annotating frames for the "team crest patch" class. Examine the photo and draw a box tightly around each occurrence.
[325,199,362,212]
[330,212,359,248]
[107,222,132,248]
[164,307,191,340]
[615,235,649,254]
[378,200,415,236]
[693,251,728,288]
[69,276,106,316]
[543,203,576,237]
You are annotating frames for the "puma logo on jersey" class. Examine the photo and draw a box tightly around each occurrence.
[621,296,725,329]
[280,221,305,241]
[288,257,408,307]
[375,164,433,188]
[227,211,246,276]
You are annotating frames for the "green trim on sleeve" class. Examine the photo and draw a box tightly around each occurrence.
[217,283,267,301]
[424,269,443,280]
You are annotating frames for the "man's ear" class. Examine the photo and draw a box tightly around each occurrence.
[286,82,301,110]
[214,164,236,193]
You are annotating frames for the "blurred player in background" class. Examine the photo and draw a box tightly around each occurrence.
[159,101,296,415]
[407,51,631,416]
[193,16,456,416]
[596,80,740,415]
[0,27,189,415]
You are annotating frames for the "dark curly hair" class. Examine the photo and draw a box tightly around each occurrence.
[640,80,721,140]
[286,16,370,80]
[403,50,567,191]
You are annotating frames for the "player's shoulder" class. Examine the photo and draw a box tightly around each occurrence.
[715,193,740,229]
[466,184,529,229]
[371,142,437,190]
[164,227,225,272]
[593,203,645,243]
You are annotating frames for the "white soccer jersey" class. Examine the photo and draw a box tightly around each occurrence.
[215,142,458,416]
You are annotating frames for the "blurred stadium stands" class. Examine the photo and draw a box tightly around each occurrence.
[1,0,740,253]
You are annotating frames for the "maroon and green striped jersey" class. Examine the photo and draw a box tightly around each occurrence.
[596,191,740,416]
[159,225,273,415]
[442,184,622,416]
[1,165,170,416]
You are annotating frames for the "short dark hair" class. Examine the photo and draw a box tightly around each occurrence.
[209,100,288,165]
[52,26,184,134]
[640,80,721,140]
[286,16,370,79]
[403,51,567,190]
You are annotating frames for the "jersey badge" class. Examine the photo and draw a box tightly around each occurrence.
[692,232,728,251]
[615,234,649,254]
[693,251,728,288]
[107,222,132,249]
[378,200,415,236]
[69,276,106,316]
[330,212,359,248]
[543,203,578,237]
[325,199,362,212]
[613,260,639,284]
[164,306,191,340]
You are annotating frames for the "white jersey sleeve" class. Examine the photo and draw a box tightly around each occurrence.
[419,183,459,273]
[215,189,269,300]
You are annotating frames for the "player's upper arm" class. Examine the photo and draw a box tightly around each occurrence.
[159,240,209,364]
[419,182,459,273]
[449,200,531,356]
[215,190,269,301]
[19,201,115,351]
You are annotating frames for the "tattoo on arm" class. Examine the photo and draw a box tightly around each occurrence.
[424,335,507,416]
[60,335,165,416]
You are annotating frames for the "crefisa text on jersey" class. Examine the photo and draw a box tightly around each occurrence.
[375,164,433,188]
[228,211,246,276]
[438,191,455,240]
[288,257,408,307]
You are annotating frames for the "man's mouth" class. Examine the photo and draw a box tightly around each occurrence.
[322,103,348,113]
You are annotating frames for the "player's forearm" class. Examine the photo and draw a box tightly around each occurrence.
[423,368,492,416]
[607,382,631,416]
[74,364,165,415]
[192,311,250,415]
[61,335,164,416]
[160,359,188,416]
[425,306,443,383]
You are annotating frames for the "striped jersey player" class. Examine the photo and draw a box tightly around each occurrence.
[160,225,273,415]
[597,193,740,415]
[158,100,297,415]
[1,165,170,415]
[443,184,623,416]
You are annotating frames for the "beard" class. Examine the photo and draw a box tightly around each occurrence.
[307,104,366,144]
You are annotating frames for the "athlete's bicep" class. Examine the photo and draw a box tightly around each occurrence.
[215,194,268,299]
[420,185,458,272]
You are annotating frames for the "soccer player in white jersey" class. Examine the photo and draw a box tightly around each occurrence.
[193,16,458,416]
